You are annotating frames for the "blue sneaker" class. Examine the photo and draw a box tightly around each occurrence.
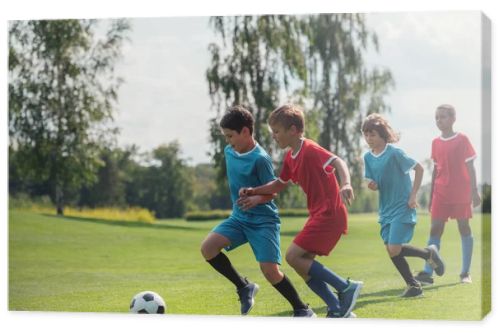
[237,282,259,315]
[338,279,363,318]
[293,305,316,317]
[326,310,357,318]
[426,245,445,276]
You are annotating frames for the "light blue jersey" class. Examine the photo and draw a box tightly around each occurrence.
[364,144,417,226]
[224,143,279,223]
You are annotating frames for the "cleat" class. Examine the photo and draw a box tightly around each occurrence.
[414,271,434,286]
[237,281,259,315]
[338,279,363,317]
[460,273,472,284]
[400,283,423,298]
[293,305,316,317]
[327,310,357,318]
[425,244,445,276]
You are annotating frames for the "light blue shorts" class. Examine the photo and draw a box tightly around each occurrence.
[380,222,415,245]
[212,215,281,264]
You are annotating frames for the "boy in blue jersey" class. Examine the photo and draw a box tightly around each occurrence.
[362,114,445,298]
[200,106,314,317]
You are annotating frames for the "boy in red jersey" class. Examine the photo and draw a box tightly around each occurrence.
[415,104,482,285]
[238,104,362,318]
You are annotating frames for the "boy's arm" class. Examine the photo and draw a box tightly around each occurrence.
[237,193,277,211]
[428,165,436,212]
[466,160,482,207]
[408,162,424,209]
[331,157,355,206]
[239,179,287,197]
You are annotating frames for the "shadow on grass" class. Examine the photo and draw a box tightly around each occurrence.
[270,282,461,317]
[42,214,208,232]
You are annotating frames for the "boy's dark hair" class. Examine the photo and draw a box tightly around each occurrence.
[220,105,254,134]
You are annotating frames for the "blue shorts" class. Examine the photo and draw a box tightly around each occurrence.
[212,215,281,264]
[380,222,415,245]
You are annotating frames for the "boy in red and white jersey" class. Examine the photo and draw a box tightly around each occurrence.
[415,104,482,285]
[238,104,362,318]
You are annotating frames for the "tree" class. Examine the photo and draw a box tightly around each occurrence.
[206,14,394,194]
[206,15,308,187]
[129,141,194,218]
[9,19,130,215]
[304,14,394,190]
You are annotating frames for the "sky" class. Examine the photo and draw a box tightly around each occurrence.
[112,11,489,185]
[1,1,498,334]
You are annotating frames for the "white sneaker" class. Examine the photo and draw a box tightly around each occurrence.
[460,273,472,284]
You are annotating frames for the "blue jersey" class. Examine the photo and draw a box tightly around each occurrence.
[224,143,279,223]
[363,144,417,225]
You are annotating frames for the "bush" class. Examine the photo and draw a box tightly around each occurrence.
[9,194,156,224]
[185,208,309,221]
[9,193,52,210]
[62,207,156,224]
[185,210,232,221]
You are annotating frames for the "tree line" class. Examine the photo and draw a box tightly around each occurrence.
[8,16,490,218]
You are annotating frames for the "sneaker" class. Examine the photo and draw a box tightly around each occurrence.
[400,284,423,298]
[326,310,357,318]
[338,279,363,317]
[237,281,259,315]
[460,273,472,284]
[293,305,316,317]
[425,244,445,276]
[414,271,434,286]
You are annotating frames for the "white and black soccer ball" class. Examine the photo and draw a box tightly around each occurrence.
[129,291,166,314]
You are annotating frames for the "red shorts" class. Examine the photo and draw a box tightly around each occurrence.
[293,212,347,256]
[431,201,472,222]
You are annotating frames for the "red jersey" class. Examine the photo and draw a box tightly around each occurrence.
[431,133,476,204]
[279,138,347,234]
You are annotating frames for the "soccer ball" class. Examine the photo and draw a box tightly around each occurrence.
[129,291,166,314]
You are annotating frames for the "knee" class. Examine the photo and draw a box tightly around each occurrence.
[285,251,297,267]
[387,245,401,257]
[200,239,218,260]
[200,240,211,259]
[260,264,283,284]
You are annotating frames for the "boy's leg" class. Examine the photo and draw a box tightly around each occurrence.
[422,220,445,275]
[287,243,361,317]
[201,232,247,289]
[388,245,422,297]
[458,219,473,281]
[260,262,313,316]
[401,244,445,276]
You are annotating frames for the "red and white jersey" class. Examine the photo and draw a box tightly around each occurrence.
[431,133,476,204]
[279,139,347,234]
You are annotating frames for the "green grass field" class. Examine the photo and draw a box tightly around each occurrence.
[8,210,491,320]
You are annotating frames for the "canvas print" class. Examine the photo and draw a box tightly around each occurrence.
[8,12,491,320]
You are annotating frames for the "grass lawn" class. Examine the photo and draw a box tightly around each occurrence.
[8,210,491,320]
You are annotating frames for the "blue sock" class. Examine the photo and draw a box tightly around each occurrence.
[306,277,340,312]
[423,237,441,275]
[308,260,349,292]
[461,235,473,275]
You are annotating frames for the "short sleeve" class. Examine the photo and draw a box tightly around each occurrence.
[363,153,374,181]
[431,140,437,164]
[256,155,277,185]
[462,135,477,163]
[394,148,417,174]
[310,144,337,173]
[278,153,292,184]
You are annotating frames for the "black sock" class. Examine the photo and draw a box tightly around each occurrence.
[207,252,247,289]
[400,245,430,260]
[273,275,308,310]
[390,254,419,286]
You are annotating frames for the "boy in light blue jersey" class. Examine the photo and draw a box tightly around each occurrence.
[362,114,445,298]
[200,105,314,317]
